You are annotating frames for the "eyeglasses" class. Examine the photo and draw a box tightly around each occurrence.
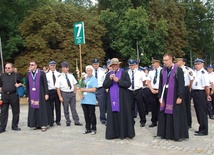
[162,59,170,62]
[29,64,35,66]
[5,67,11,69]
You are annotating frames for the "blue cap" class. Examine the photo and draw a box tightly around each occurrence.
[151,57,160,63]
[143,67,149,70]
[61,62,69,67]
[128,59,138,65]
[207,64,213,68]
[92,59,99,64]
[49,60,56,65]
[103,65,107,69]
[194,58,204,64]
[106,59,111,65]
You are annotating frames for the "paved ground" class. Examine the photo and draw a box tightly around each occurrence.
[0,97,214,155]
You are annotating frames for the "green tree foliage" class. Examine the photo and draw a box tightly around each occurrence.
[0,0,53,61]
[15,3,106,76]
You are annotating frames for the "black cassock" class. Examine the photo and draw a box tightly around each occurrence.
[157,66,189,141]
[26,70,51,128]
[103,69,135,139]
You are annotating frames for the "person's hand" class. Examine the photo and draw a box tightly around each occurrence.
[176,97,182,104]
[113,76,119,83]
[26,97,28,102]
[59,97,63,103]
[45,94,49,100]
[159,99,164,107]
[207,96,212,101]
[15,83,21,88]
[110,74,114,80]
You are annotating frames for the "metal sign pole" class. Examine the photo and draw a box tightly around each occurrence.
[79,44,82,77]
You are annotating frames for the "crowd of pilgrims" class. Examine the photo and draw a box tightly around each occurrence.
[0,53,214,142]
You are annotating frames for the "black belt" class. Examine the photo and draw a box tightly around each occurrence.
[61,91,73,93]
[192,90,204,92]
[49,89,56,91]
[3,91,16,95]
[129,88,142,92]
[97,87,103,89]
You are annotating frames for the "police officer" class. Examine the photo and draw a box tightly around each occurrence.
[46,60,61,126]
[192,58,211,136]
[128,59,147,127]
[55,62,82,126]
[142,67,150,115]
[0,63,22,133]
[176,57,195,128]
[147,58,162,127]
[207,64,214,119]
[92,59,107,124]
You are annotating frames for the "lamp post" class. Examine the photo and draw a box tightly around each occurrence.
[136,41,140,63]
[0,37,4,74]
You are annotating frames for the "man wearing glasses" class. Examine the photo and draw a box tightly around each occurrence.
[0,63,22,133]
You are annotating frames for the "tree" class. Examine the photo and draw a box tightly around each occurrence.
[15,3,106,76]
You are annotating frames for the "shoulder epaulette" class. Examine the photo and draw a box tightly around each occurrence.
[58,74,61,78]
[201,70,205,74]
[189,71,193,76]
[185,66,190,70]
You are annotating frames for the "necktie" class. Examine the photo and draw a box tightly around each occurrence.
[95,70,98,79]
[153,69,158,84]
[52,72,56,85]
[65,74,72,89]
[131,70,134,89]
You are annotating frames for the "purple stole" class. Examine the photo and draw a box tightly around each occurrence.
[109,69,122,112]
[160,64,177,114]
[28,69,41,109]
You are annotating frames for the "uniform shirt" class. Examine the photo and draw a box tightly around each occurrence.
[208,72,214,88]
[80,75,98,105]
[55,72,77,92]
[192,68,209,90]
[142,73,150,89]
[92,67,105,88]
[128,68,146,90]
[46,70,60,90]
[148,66,162,89]
[181,65,195,86]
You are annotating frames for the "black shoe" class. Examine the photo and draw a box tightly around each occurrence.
[50,124,54,127]
[75,122,83,126]
[175,139,182,142]
[188,126,192,129]
[101,120,106,125]
[195,130,200,133]
[56,122,61,126]
[194,133,207,136]
[66,123,71,127]
[83,130,91,134]
[209,115,214,120]
[149,123,157,128]
[140,123,145,127]
[0,130,6,133]
[12,127,21,131]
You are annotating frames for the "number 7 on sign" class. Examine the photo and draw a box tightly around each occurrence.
[75,24,82,38]
[74,22,85,45]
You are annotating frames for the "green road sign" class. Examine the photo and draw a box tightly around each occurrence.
[74,22,85,45]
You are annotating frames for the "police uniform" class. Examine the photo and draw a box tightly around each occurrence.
[207,64,214,118]
[142,67,150,115]
[92,59,107,124]
[148,63,162,127]
[46,60,61,126]
[55,62,82,126]
[192,58,209,136]
[127,59,146,127]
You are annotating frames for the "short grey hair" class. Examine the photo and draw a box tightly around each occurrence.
[85,65,93,71]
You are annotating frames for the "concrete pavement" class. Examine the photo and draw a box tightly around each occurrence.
[0,97,214,155]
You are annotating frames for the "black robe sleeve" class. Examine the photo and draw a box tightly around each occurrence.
[103,72,113,89]
[40,71,49,95]
[118,71,131,88]
[158,69,163,99]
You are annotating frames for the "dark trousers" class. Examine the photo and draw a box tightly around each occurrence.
[82,104,96,131]
[142,88,151,114]
[129,88,146,124]
[49,90,61,124]
[0,93,20,131]
[184,86,192,127]
[192,90,208,135]
[96,87,107,121]
[148,90,159,124]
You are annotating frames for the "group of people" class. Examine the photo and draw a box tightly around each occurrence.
[0,53,213,142]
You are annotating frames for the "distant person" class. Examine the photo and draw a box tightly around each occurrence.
[80,65,98,135]
[26,61,50,132]
[0,63,22,133]
[103,58,135,139]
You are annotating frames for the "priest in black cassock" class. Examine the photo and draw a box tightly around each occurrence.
[157,53,189,141]
[103,58,135,139]
[26,60,50,132]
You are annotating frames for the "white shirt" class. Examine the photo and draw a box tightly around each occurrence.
[148,66,162,89]
[128,68,146,90]
[92,67,106,87]
[181,65,195,86]
[46,70,60,90]
[192,68,209,90]
[55,73,77,92]
[208,72,214,88]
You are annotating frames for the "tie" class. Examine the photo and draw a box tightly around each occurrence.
[65,74,72,89]
[52,72,56,85]
[95,70,98,79]
[153,69,158,84]
[131,70,134,89]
